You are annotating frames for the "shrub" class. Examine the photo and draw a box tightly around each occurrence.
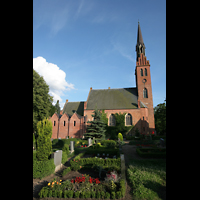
[96,191,101,198]
[91,191,96,198]
[111,191,116,199]
[61,151,68,164]
[36,118,52,161]
[62,167,71,177]
[101,191,105,199]
[118,133,123,142]
[58,190,62,198]
[116,191,122,199]
[119,179,126,197]
[85,191,91,198]
[105,192,110,199]
[74,191,80,198]
[33,158,55,179]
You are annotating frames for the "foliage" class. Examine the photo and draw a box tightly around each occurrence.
[54,100,61,114]
[33,69,53,133]
[154,99,166,135]
[136,148,166,158]
[107,113,131,139]
[62,167,71,177]
[127,159,166,200]
[33,158,55,179]
[70,152,121,171]
[101,140,117,148]
[84,108,106,141]
[36,118,52,161]
[118,133,123,142]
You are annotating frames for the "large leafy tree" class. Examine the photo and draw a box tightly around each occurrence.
[154,99,166,135]
[33,69,53,133]
[84,108,106,141]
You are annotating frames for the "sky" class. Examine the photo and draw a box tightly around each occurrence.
[33,0,166,109]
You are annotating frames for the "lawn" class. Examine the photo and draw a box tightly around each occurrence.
[127,159,166,200]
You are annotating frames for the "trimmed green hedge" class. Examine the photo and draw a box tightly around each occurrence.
[70,153,121,171]
[136,148,166,158]
[85,146,119,157]
[33,158,55,179]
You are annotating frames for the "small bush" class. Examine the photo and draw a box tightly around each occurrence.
[118,133,123,141]
[62,167,71,176]
[111,191,116,199]
[91,191,96,198]
[96,191,101,198]
[105,192,110,199]
[74,191,80,198]
[101,191,105,199]
[116,191,122,199]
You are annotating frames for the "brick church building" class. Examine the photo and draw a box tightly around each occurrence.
[50,22,155,139]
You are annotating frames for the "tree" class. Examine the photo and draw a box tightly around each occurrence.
[84,108,106,141]
[55,100,60,114]
[33,69,53,133]
[154,99,166,135]
[36,118,53,161]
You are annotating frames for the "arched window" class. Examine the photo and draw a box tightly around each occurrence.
[109,114,116,126]
[140,69,143,76]
[145,68,147,76]
[143,88,148,98]
[126,113,132,126]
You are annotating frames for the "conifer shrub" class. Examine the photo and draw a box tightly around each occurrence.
[36,118,52,161]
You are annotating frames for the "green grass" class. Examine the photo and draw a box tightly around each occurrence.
[127,159,166,200]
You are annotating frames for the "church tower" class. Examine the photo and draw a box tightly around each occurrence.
[135,22,155,133]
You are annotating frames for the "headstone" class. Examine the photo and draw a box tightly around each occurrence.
[149,135,152,140]
[70,141,74,153]
[51,150,63,172]
[51,150,62,166]
[160,138,164,147]
[88,138,91,146]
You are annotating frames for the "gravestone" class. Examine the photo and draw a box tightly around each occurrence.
[160,138,164,147]
[51,150,63,172]
[70,141,74,153]
[88,138,92,146]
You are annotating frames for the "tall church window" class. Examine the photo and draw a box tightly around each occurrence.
[145,68,147,76]
[140,69,143,76]
[109,114,116,126]
[143,88,148,98]
[126,113,132,126]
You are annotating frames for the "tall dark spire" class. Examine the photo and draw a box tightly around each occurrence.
[136,22,145,61]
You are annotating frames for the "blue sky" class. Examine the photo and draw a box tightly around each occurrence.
[33,0,166,109]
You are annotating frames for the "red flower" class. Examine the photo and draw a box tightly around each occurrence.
[84,145,86,147]
[71,179,74,183]
[81,145,83,147]
[152,131,155,135]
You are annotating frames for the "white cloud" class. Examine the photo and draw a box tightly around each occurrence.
[33,56,75,106]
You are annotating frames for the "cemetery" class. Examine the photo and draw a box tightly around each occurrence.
[33,118,166,200]
[37,137,126,199]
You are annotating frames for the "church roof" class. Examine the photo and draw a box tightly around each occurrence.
[62,101,84,116]
[86,87,138,110]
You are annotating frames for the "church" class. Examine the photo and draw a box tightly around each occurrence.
[50,22,155,139]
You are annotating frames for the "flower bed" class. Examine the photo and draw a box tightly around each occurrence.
[39,172,126,199]
[38,151,126,199]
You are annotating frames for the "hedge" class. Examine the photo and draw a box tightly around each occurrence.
[33,158,55,179]
[136,148,166,158]
[70,153,121,171]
